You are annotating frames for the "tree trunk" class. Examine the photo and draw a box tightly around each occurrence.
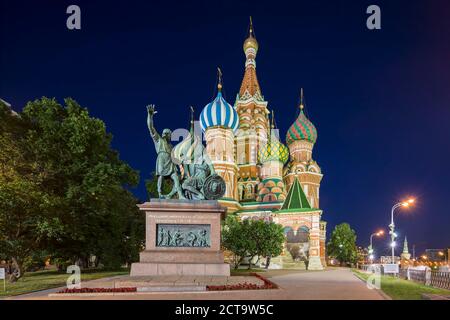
[265,256,271,269]
[233,255,239,269]
[247,256,254,270]
[94,256,100,268]
[234,256,244,270]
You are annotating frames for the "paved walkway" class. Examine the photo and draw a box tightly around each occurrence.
[8,268,386,300]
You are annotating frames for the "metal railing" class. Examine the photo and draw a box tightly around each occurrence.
[430,271,450,290]
[360,264,450,290]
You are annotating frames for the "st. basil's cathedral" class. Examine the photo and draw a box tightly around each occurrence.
[198,20,326,270]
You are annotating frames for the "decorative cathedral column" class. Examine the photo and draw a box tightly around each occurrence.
[235,18,270,201]
[308,212,324,270]
[205,128,238,200]
[285,89,323,208]
[200,69,239,201]
[256,111,289,202]
[320,221,327,266]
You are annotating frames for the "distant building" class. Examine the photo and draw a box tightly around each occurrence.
[401,237,411,260]
[380,256,400,264]
[357,246,368,264]
[425,249,446,262]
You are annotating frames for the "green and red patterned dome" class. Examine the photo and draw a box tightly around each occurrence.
[286,109,317,145]
[258,135,289,164]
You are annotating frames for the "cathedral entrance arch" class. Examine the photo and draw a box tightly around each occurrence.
[283,226,296,243]
[295,225,310,243]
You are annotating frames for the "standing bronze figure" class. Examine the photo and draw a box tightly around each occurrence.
[146,105,184,199]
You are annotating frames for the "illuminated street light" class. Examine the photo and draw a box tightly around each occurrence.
[389,198,415,264]
[368,229,384,263]
[438,251,449,266]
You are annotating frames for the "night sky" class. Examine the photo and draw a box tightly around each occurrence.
[1,0,449,256]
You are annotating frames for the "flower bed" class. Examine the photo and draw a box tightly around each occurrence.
[57,287,136,294]
[207,273,277,291]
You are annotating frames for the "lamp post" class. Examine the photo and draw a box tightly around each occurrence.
[368,230,384,263]
[389,198,415,264]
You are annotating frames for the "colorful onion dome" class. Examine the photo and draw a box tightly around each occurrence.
[286,89,317,145]
[286,110,317,145]
[200,91,239,132]
[258,134,289,164]
[243,34,258,54]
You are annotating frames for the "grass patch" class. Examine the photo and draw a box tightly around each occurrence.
[352,269,450,300]
[0,269,128,298]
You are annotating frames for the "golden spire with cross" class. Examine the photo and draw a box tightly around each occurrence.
[271,110,275,129]
[268,109,275,141]
[217,67,223,91]
[243,16,258,53]
[300,88,305,110]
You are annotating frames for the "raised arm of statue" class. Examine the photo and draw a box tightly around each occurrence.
[147,105,160,143]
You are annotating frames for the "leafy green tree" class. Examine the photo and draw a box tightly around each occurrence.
[0,98,144,279]
[222,215,284,269]
[327,223,358,266]
[222,215,248,268]
[258,221,285,268]
[0,101,50,281]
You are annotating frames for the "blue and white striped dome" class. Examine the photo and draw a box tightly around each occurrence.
[200,91,239,132]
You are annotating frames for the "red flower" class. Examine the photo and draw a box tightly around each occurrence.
[57,287,137,294]
[206,274,277,291]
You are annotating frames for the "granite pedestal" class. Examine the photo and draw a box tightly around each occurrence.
[130,199,230,277]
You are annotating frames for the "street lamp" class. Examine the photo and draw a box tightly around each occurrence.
[389,198,415,264]
[368,230,384,263]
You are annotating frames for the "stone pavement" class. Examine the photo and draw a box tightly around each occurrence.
[8,268,386,300]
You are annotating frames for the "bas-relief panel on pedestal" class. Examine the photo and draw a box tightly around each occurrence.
[156,224,211,248]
